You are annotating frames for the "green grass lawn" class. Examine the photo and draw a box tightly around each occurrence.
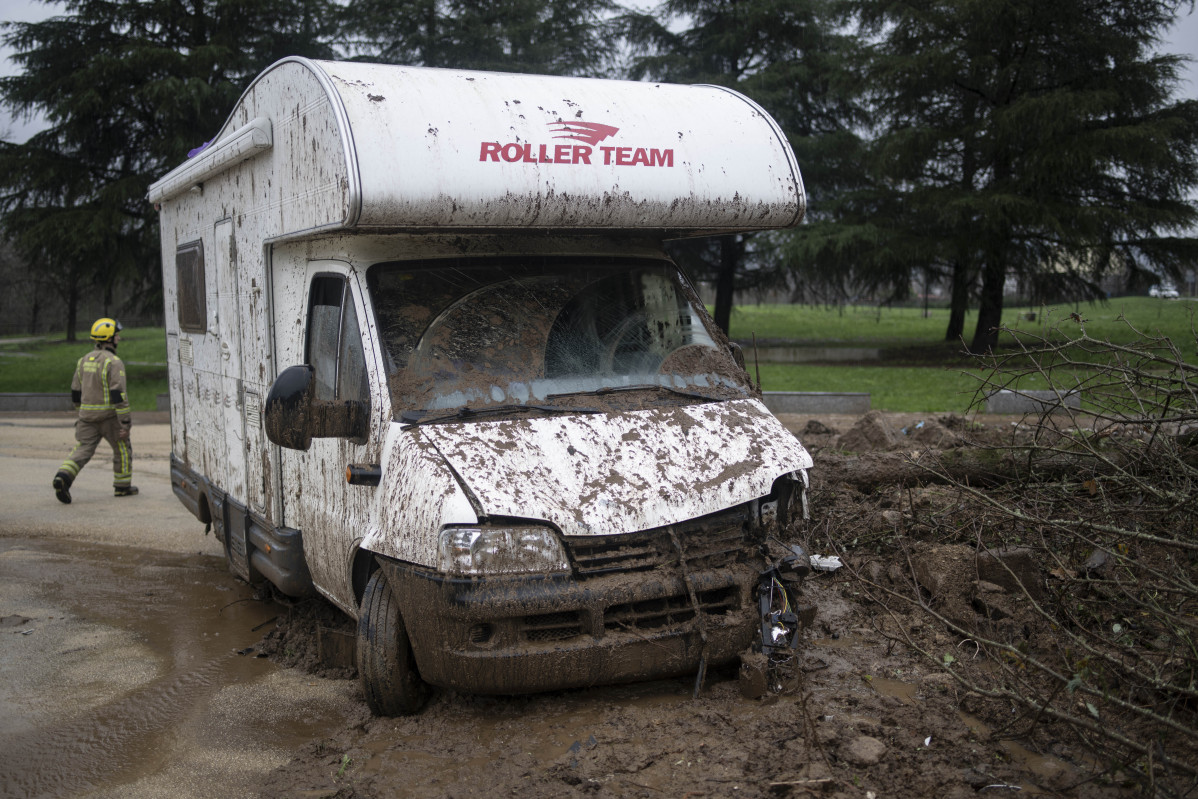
[756,363,981,413]
[729,296,1197,347]
[736,296,1196,411]
[0,328,168,411]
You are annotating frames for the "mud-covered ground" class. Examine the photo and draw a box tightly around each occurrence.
[255,411,1132,799]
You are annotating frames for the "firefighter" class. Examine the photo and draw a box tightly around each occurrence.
[52,318,137,503]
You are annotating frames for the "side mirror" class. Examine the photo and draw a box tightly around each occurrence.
[265,365,317,450]
[265,365,369,450]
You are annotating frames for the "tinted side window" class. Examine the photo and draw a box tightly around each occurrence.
[176,241,207,333]
[305,274,371,406]
[306,277,344,402]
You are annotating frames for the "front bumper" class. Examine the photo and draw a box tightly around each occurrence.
[378,558,761,694]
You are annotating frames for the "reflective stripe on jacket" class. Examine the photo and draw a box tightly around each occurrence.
[72,346,130,422]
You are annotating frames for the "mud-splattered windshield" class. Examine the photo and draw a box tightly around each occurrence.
[366,257,751,418]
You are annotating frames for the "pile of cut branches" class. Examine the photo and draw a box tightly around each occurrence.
[827,319,1198,795]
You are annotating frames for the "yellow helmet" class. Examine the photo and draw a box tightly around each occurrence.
[90,318,122,343]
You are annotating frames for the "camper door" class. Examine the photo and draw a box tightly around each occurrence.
[275,261,386,613]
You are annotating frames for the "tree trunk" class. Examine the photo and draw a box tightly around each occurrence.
[970,253,1006,353]
[948,108,978,344]
[711,235,742,335]
[945,259,969,342]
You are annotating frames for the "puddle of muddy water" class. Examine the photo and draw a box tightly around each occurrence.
[958,711,1075,795]
[809,633,866,649]
[868,675,917,703]
[0,537,353,798]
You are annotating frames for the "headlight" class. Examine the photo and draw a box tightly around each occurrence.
[437,525,570,576]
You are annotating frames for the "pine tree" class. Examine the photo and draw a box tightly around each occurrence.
[620,0,864,334]
[853,0,1198,351]
[0,0,337,338]
[340,0,619,77]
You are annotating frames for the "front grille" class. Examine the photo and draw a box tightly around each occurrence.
[605,586,739,633]
[522,611,584,642]
[564,507,751,578]
[509,508,753,645]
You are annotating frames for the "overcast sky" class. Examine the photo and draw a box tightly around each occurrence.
[2,0,1198,143]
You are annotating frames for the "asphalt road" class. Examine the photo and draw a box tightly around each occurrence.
[0,412,360,799]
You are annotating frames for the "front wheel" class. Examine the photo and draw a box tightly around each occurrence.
[357,568,429,715]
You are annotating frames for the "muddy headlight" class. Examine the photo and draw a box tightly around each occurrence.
[437,525,570,576]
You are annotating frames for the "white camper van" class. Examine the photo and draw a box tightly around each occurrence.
[151,58,813,714]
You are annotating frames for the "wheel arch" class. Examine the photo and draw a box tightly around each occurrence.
[351,546,380,608]
[196,490,213,525]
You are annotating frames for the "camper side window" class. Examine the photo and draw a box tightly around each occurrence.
[306,276,369,406]
[176,241,207,333]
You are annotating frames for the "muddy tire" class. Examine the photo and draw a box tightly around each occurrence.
[357,569,429,716]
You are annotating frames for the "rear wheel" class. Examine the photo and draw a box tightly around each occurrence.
[357,568,429,715]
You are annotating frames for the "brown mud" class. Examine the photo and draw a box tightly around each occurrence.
[255,410,1141,799]
[0,536,361,799]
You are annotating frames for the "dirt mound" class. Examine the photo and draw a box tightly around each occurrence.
[838,416,967,452]
[835,409,898,452]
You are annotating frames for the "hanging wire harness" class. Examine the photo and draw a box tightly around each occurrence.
[755,541,812,692]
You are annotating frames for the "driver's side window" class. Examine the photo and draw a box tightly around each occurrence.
[306,275,370,406]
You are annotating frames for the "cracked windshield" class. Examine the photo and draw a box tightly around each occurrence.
[367,257,750,417]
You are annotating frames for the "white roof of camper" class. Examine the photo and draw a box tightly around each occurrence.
[149,58,805,235]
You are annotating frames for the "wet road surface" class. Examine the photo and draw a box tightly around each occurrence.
[0,414,360,798]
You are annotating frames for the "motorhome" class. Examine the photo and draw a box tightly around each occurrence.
[150,58,813,714]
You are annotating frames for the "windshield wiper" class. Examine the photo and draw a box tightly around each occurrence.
[401,403,601,428]
[546,384,730,404]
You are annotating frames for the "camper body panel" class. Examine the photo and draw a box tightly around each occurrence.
[363,427,480,568]
[316,61,803,231]
[157,59,356,534]
[151,57,805,236]
[171,61,356,234]
[161,218,257,516]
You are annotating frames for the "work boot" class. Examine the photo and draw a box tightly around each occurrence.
[52,472,72,504]
[114,485,139,497]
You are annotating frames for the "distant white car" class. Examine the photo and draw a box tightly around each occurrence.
[1149,284,1180,299]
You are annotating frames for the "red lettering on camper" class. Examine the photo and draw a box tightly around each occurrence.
[479,122,672,167]
[650,148,673,167]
